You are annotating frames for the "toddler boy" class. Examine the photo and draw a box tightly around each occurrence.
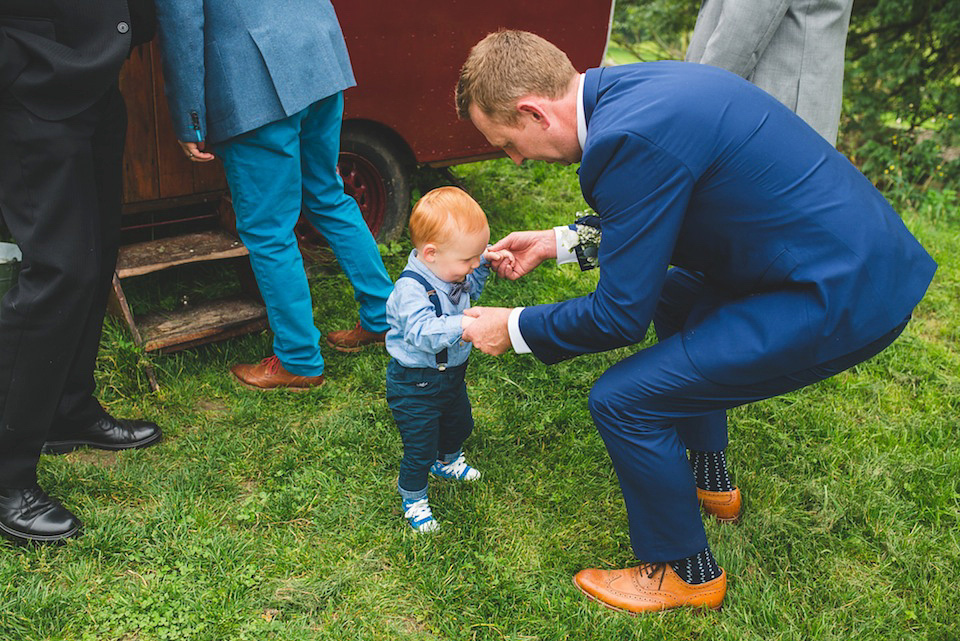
[385,186,505,532]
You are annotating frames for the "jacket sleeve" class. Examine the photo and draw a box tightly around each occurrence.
[518,131,694,364]
[154,0,207,142]
[687,0,791,78]
[0,28,28,94]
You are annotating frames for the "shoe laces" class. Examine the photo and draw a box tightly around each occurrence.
[637,562,668,590]
[260,355,282,374]
[437,454,475,479]
[403,498,433,521]
[20,486,54,520]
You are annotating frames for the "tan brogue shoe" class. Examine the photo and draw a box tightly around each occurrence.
[325,321,386,352]
[230,355,326,392]
[697,487,742,523]
[574,562,725,614]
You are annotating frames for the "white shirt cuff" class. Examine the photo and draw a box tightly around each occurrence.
[508,306,531,354]
[554,226,579,265]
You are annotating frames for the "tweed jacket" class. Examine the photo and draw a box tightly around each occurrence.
[155,0,355,144]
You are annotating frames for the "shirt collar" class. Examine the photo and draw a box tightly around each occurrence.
[577,73,587,151]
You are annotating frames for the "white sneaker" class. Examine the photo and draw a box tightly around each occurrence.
[430,454,481,481]
[402,497,439,532]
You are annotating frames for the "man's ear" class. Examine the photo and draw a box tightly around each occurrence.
[516,100,549,128]
[420,243,437,262]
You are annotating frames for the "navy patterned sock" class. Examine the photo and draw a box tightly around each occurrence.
[670,547,722,585]
[688,449,735,492]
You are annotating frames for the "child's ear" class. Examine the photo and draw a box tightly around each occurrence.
[421,244,437,262]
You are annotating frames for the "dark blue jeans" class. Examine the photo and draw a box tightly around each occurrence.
[386,359,474,497]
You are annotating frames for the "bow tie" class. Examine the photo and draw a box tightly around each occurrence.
[448,280,470,304]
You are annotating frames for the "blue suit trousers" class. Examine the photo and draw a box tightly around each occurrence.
[589,268,908,561]
[215,92,393,375]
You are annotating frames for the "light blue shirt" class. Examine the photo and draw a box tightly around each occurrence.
[386,250,490,369]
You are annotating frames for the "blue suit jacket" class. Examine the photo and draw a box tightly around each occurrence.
[520,62,936,385]
[155,0,355,144]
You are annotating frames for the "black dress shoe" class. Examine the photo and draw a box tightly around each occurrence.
[42,415,162,455]
[0,486,82,544]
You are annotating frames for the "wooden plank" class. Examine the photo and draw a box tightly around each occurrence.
[119,42,160,203]
[116,229,249,278]
[137,296,268,352]
[109,274,160,391]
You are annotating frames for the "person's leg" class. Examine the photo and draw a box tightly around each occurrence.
[576,313,909,612]
[217,111,325,376]
[0,90,110,541]
[40,86,161,451]
[386,361,443,531]
[299,93,393,336]
[44,86,160,451]
[0,94,103,487]
[653,269,736,508]
[433,365,480,480]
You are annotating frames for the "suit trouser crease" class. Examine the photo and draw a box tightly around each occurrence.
[216,93,392,376]
[589,267,909,561]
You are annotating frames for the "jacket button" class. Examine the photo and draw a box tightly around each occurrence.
[117,22,129,34]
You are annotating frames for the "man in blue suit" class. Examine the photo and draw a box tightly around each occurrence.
[155,0,394,390]
[456,30,935,613]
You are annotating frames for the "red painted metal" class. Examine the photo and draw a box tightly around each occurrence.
[335,1,615,166]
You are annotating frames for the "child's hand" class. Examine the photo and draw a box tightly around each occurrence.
[484,248,515,273]
[461,315,476,329]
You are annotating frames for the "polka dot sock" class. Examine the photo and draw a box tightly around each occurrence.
[688,449,735,492]
[670,547,722,585]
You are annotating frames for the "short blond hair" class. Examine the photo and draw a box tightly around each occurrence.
[409,186,488,248]
[456,30,577,124]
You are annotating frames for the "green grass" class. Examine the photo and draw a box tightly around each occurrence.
[2,160,958,640]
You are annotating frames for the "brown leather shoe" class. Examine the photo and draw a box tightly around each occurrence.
[574,562,725,614]
[697,487,742,523]
[325,321,386,352]
[230,355,326,392]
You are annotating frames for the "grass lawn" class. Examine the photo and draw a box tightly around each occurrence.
[1,159,958,641]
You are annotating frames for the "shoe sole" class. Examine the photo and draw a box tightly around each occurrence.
[325,339,385,353]
[0,520,81,545]
[572,576,723,615]
[231,373,324,393]
[41,430,163,456]
[713,513,741,524]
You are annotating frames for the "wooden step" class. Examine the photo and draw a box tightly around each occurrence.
[136,296,268,352]
[116,229,248,278]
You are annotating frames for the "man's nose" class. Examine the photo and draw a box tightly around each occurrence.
[506,149,524,165]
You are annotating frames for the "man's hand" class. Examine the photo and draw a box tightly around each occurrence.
[179,140,215,162]
[462,306,513,355]
[487,229,556,280]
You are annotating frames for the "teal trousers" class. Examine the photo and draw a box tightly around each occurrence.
[216,92,393,375]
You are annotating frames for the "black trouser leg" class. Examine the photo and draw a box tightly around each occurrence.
[0,88,118,487]
[52,86,127,433]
